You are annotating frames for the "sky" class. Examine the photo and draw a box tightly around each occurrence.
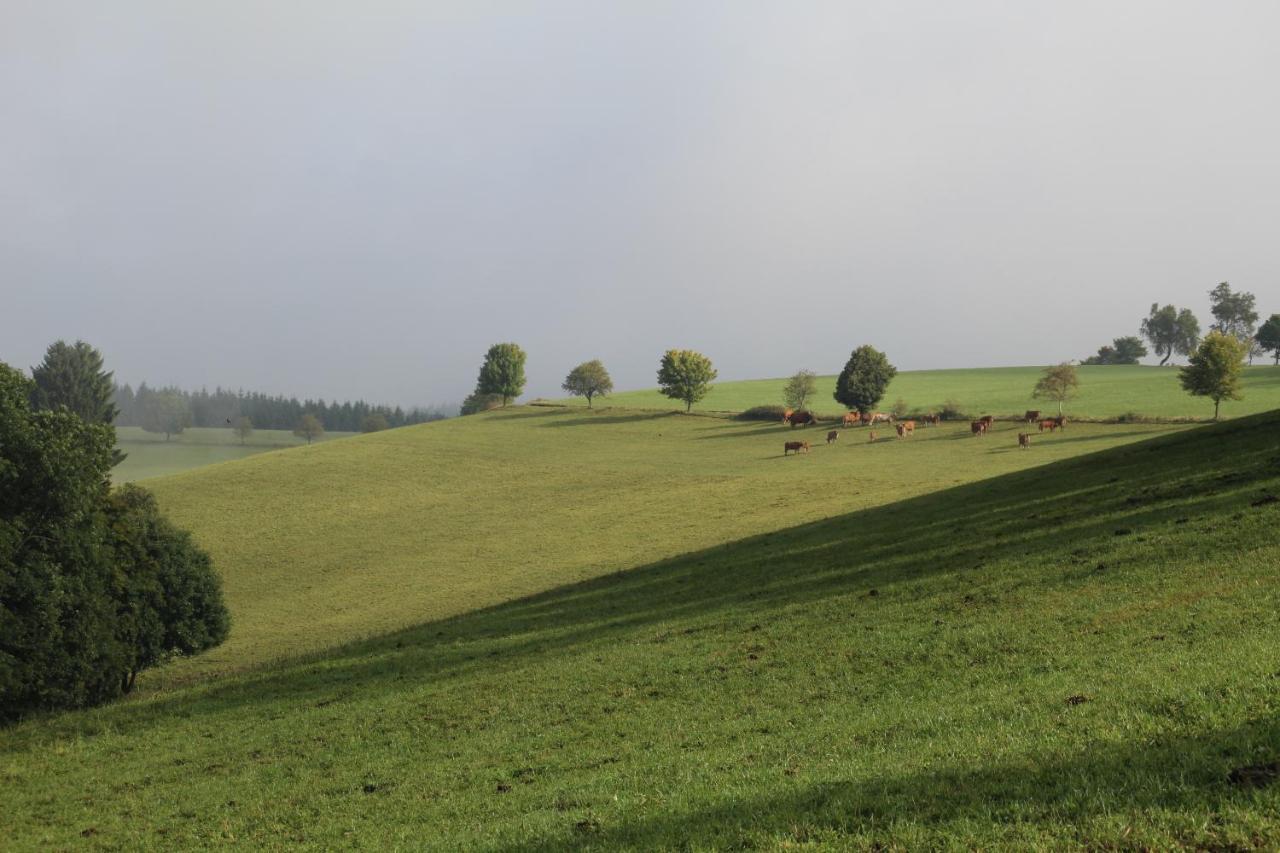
[3,1,1278,406]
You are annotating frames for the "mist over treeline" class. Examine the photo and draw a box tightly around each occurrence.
[112,383,451,433]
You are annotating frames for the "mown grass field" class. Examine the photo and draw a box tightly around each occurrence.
[3,406,1279,849]
[113,426,356,483]
[548,363,1280,420]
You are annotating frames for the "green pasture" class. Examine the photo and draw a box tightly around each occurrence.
[113,426,355,483]
[5,405,1280,848]
[548,363,1280,420]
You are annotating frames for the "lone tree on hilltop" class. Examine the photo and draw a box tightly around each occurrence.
[562,360,613,408]
[657,349,717,412]
[1140,304,1200,365]
[782,369,818,412]
[475,343,527,407]
[232,415,253,445]
[833,346,896,415]
[1256,314,1280,366]
[30,339,125,465]
[1180,331,1247,420]
[1032,363,1080,417]
[293,413,325,444]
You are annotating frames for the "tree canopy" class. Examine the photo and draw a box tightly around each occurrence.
[30,339,124,465]
[232,415,253,444]
[657,350,717,412]
[1208,281,1259,343]
[1140,304,1200,365]
[1083,336,1148,365]
[562,360,613,408]
[1179,331,1247,420]
[475,343,527,406]
[293,413,325,444]
[140,391,192,440]
[833,346,897,415]
[1256,314,1280,366]
[782,370,818,411]
[1031,363,1080,416]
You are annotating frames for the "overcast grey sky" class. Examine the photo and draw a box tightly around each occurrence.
[4,1,1278,405]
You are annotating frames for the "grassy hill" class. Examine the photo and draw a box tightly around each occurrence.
[113,426,356,483]
[3,406,1279,848]
[547,364,1280,420]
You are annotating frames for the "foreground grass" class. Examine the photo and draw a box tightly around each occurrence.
[549,363,1280,420]
[113,426,356,483]
[3,408,1279,848]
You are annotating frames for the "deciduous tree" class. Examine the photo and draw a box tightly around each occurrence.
[782,369,818,411]
[140,391,192,441]
[1032,363,1079,416]
[293,413,325,444]
[1208,281,1259,344]
[232,415,253,444]
[475,343,527,406]
[833,346,897,415]
[1256,314,1280,366]
[657,350,717,412]
[562,360,613,408]
[1083,336,1148,365]
[361,413,390,432]
[1179,331,1247,420]
[1140,304,1200,365]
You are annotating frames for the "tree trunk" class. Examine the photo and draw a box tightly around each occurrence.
[1214,399,1220,421]
[686,399,692,413]
[1159,349,1170,366]
[586,394,593,409]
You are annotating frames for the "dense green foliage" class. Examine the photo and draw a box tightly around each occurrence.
[1208,281,1259,343]
[113,383,447,432]
[1180,331,1247,420]
[1140,303,1201,365]
[29,339,124,466]
[476,343,527,406]
[833,345,896,414]
[0,364,227,721]
[361,413,390,433]
[657,349,717,412]
[140,391,193,440]
[460,391,504,415]
[1255,314,1280,365]
[293,414,325,444]
[1083,335,1147,365]
[1032,362,1080,416]
[561,360,613,408]
[781,369,817,411]
[3,406,1279,848]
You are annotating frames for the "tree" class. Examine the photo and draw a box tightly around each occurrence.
[1140,304,1201,365]
[361,413,390,433]
[475,343,527,406]
[140,391,192,441]
[232,415,253,445]
[1083,336,1148,365]
[30,339,125,466]
[833,345,897,415]
[562,360,614,408]
[460,392,503,416]
[1256,314,1280,366]
[105,486,230,693]
[293,413,325,444]
[1208,281,1259,344]
[782,369,818,411]
[1032,363,1080,416]
[1179,331,1247,420]
[657,350,717,412]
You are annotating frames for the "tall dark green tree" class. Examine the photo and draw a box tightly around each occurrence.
[833,346,897,415]
[1256,314,1280,366]
[657,350,717,412]
[30,340,125,465]
[475,343,527,406]
[1140,304,1200,365]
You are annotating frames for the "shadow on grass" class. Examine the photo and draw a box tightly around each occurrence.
[7,414,1280,757]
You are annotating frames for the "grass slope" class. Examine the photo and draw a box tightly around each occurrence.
[113,426,355,483]
[549,364,1280,420]
[3,408,1279,848]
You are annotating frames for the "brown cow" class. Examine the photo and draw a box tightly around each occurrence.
[842,412,860,427]
[895,420,916,438]
[1024,410,1040,423]
[781,408,795,425]
[826,430,839,445]
[1038,419,1057,433]
[924,414,940,426]
[1053,415,1067,430]
[979,415,995,426]
[1018,432,1031,449]
[789,411,817,428]
[971,420,987,436]
[784,440,810,455]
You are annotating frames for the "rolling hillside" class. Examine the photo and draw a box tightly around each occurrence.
[3,406,1279,848]
[114,426,356,483]
[548,363,1280,420]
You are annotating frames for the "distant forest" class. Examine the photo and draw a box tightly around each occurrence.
[112,383,451,432]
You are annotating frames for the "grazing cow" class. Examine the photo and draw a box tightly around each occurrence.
[784,440,810,455]
[826,430,839,445]
[842,412,860,427]
[1038,419,1057,433]
[979,415,995,427]
[781,408,795,425]
[869,412,894,425]
[1024,410,1040,423]
[925,414,940,426]
[1018,432,1031,449]
[789,410,817,428]
[868,430,878,442]
[1053,415,1068,430]
[971,420,987,436]
[860,412,874,425]
[895,420,916,438]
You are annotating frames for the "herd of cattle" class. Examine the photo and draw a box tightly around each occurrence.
[780,408,1067,455]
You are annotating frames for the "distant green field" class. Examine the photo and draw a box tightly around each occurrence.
[8,405,1280,848]
[113,426,355,482]
[549,364,1280,420]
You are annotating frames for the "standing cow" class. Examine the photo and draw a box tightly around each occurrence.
[1018,432,1031,449]
[842,412,860,427]
[784,440,810,456]
[971,420,988,436]
[895,421,916,438]
[789,411,817,428]
[826,430,839,445]
[1024,410,1040,423]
